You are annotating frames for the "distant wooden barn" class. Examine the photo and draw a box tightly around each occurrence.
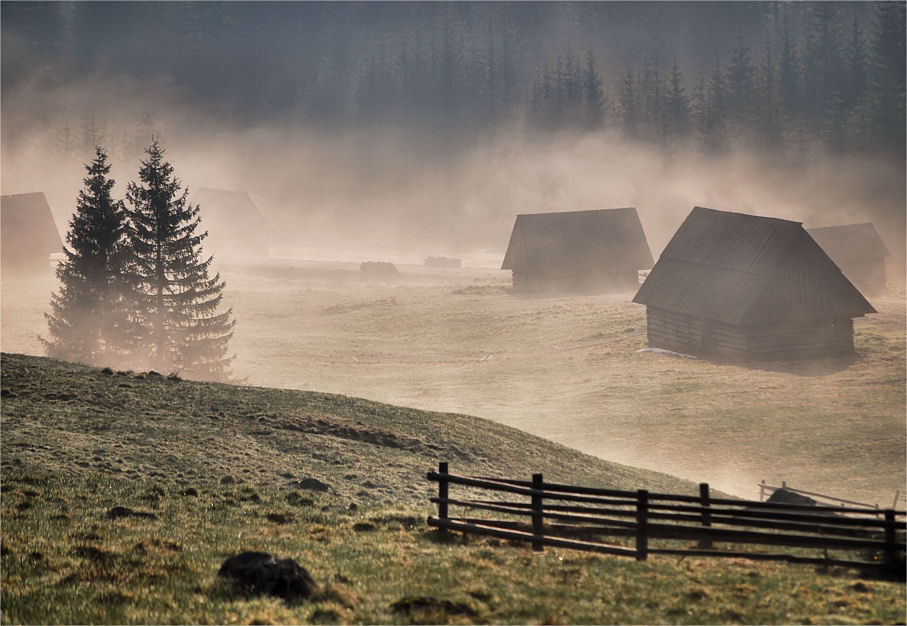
[633,207,875,361]
[501,208,653,295]
[807,223,888,297]
[193,188,271,260]
[1,192,62,277]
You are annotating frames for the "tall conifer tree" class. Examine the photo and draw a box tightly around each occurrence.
[43,147,134,365]
[125,139,234,380]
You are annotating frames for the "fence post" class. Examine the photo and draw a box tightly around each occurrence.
[438,461,449,533]
[636,489,649,561]
[883,509,898,574]
[759,480,766,502]
[698,483,713,549]
[532,473,544,552]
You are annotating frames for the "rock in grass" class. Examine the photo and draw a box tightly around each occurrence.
[218,551,317,600]
[291,477,331,493]
[766,488,817,507]
[106,506,158,520]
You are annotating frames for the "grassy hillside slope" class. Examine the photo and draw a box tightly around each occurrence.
[4,268,904,506]
[0,352,698,499]
[2,353,904,624]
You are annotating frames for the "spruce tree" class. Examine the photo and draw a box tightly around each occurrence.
[663,59,690,146]
[125,139,235,381]
[42,147,134,365]
[582,49,605,131]
[755,38,783,150]
[727,33,756,130]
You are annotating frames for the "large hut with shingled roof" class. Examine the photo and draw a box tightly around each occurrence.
[501,207,653,295]
[633,206,875,361]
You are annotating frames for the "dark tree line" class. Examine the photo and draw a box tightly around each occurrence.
[582,3,904,155]
[15,3,905,159]
[42,141,235,381]
[303,2,904,156]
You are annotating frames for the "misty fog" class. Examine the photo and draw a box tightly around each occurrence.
[2,2,904,505]
[4,123,906,274]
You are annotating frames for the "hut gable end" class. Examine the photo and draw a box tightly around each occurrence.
[1,192,62,276]
[807,222,889,264]
[501,207,653,295]
[633,207,875,361]
[634,207,874,325]
[192,188,271,260]
[807,222,889,297]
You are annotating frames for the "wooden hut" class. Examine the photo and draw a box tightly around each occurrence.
[193,188,271,260]
[1,192,62,277]
[807,223,889,297]
[633,206,875,361]
[501,208,653,295]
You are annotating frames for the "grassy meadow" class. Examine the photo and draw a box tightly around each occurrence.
[3,261,904,505]
[2,352,905,624]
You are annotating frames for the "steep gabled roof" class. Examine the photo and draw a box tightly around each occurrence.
[807,222,889,265]
[192,188,271,258]
[501,207,653,274]
[1,192,62,269]
[633,207,875,325]
[194,188,270,233]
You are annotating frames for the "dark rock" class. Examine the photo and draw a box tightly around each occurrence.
[293,478,331,493]
[360,261,398,277]
[352,522,375,532]
[106,506,158,520]
[147,371,162,378]
[218,551,317,600]
[766,488,817,507]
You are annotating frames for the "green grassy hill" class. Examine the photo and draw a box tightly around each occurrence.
[2,352,904,624]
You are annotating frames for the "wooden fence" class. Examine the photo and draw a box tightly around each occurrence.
[427,462,906,578]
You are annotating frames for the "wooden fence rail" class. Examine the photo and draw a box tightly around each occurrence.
[426,462,906,578]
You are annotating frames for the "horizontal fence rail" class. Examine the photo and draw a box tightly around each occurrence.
[427,462,906,578]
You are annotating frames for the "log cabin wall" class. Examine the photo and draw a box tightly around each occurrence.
[512,270,639,295]
[645,308,855,360]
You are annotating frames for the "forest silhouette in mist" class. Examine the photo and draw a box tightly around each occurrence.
[2,2,904,269]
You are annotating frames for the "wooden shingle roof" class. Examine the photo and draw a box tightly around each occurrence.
[807,222,889,265]
[501,207,653,275]
[1,192,62,264]
[633,207,875,325]
[194,188,270,233]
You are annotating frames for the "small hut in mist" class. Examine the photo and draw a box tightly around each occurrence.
[807,222,889,297]
[501,207,653,295]
[633,206,875,361]
[1,192,62,277]
[193,188,271,260]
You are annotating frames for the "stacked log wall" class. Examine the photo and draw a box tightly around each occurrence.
[511,270,638,295]
[645,308,706,355]
[645,308,855,361]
